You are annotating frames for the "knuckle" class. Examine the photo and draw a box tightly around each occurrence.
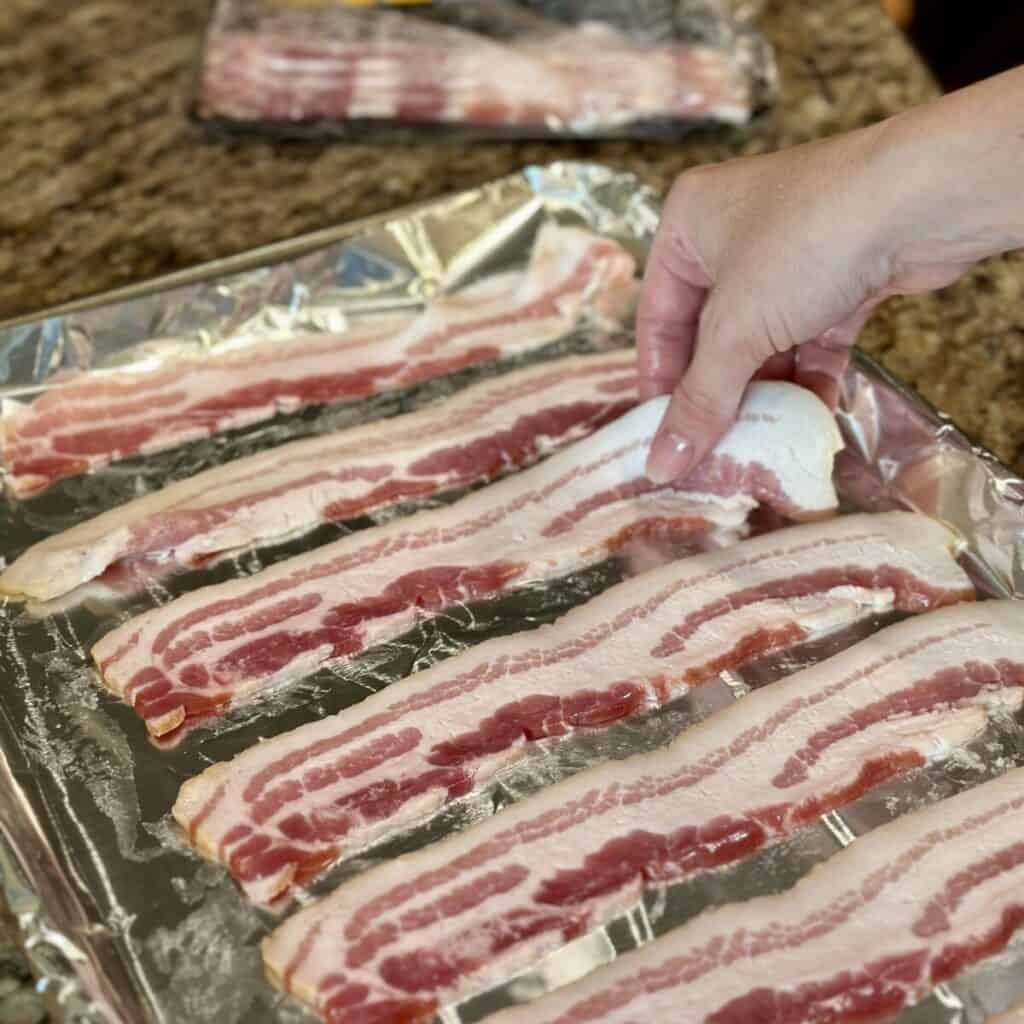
[743,329,779,365]
[753,308,799,359]
[701,300,774,368]
[672,382,728,431]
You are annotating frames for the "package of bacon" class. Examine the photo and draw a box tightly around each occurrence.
[0,163,1023,1024]
[191,0,777,140]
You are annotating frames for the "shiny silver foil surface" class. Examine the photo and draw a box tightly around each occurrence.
[0,163,1022,1024]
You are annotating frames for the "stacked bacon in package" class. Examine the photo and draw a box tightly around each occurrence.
[193,0,777,139]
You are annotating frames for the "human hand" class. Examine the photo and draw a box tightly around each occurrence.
[638,64,1024,484]
[639,126,976,483]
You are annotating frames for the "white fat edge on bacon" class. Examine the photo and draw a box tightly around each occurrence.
[91,380,841,699]
[669,380,844,520]
[94,383,846,742]
[0,351,638,603]
[261,599,1018,1016]
[485,726,1024,1024]
[174,510,972,907]
[90,397,750,703]
[2,223,635,498]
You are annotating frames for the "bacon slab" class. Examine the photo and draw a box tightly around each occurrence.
[1,351,638,603]
[263,600,1020,1024]
[199,17,753,129]
[175,511,972,906]
[484,752,1024,1024]
[94,382,843,740]
[2,223,635,497]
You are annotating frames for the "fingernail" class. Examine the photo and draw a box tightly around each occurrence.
[646,430,695,485]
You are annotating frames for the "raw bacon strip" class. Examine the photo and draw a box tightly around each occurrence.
[2,223,636,497]
[484,755,1024,1024]
[94,382,843,740]
[175,511,972,906]
[263,601,1020,1024]
[199,20,753,128]
[0,351,638,603]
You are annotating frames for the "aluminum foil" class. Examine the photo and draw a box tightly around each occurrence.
[0,162,1023,1024]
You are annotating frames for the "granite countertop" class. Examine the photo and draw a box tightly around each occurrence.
[0,0,1022,1020]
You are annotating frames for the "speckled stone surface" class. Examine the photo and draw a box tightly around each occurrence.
[0,0,1021,1018]
[1,0,1022,478]
[1,0,940,318]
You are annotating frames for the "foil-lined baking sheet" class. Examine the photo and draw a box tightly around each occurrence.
[0,162,1023,1024]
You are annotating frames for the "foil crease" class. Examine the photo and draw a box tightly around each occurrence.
[0,162,1022,1024]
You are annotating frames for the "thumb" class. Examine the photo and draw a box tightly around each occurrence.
[645,298,769,484]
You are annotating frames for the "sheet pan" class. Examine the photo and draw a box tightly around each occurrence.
[0,162,1022,1024]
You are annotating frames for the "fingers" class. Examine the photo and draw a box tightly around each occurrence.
[636,190,711,401]
[645,308,766,484]
[795,299,878,407]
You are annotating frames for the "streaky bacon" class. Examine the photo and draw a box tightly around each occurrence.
[2,223,635,497]
[93,383,843,740]
[174,511,972,906]
[262,600,1023,1024]
[0,351,638,603]
[483,745,1024,1024]
[199,15,753,129]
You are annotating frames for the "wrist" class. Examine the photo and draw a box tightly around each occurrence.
[873,67,1024,267]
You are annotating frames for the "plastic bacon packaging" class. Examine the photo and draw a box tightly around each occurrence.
[193,0,777,140]
[0,164,1023,1024]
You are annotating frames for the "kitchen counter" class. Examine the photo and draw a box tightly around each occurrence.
[0,1,1021,1020]
[1,1,1022,478]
